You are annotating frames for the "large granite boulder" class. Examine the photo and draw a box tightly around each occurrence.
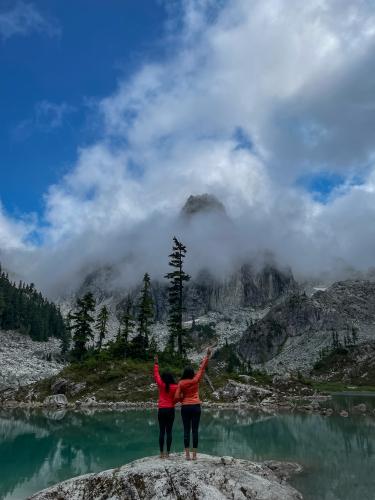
[29,454,302,500]
[51,378,68,394]
[213,380,273,403]
[43,394,68,407]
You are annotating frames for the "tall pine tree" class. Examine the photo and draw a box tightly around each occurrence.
[165,237,191,355]
[121,296,135,346]
[60,310,73,355]
[125,274,154,360]
[71,292,96,361]
[95,305,109,351]
[137,273,154,340]
[112,297,135,358]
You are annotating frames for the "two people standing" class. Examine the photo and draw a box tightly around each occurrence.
[153,347,212,460]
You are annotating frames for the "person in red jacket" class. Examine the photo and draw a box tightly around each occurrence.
[175,347,212,461]
[154,354,178,458]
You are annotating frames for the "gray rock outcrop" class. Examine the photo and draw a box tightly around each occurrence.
[238,280,375,372]
[114,264,296,324]
[51,378,68,394]
[43,394,68,407]
[213,380,273,404]
[29,454,302,500]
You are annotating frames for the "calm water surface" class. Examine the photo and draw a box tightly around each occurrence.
[1,397,374,500]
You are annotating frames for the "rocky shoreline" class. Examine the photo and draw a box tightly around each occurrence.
[2,393,374,418]
[2,373,374,418]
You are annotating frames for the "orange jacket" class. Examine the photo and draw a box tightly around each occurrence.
[175,356,209,405]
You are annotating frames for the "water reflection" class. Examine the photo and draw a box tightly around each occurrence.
[0,407,374,500]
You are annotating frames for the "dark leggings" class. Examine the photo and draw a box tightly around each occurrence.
[181,404,201,449]
[158,408,175,453]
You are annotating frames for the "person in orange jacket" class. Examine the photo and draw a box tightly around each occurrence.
[175,347,212,460]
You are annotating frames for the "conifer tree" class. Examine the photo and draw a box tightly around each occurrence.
[111,297,135,358]
[187,285,200,329]
[61,311,73,355]
[148,335,158,357]
[351,326,358,346]
[71,292,96,361]
[165,237,191,355]
[0,288,5,323]
[95,305,109,351]
[121,296,135,346]
[137,273,154,340]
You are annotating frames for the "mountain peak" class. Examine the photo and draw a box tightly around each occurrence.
[181,194,227,218]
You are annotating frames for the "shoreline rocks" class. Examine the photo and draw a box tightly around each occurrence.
[43,394,68,407]
[29,454,303,500]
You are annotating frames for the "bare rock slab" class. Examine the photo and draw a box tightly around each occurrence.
[29,454,303,500]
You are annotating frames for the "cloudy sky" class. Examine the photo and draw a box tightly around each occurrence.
[1,0,375,295]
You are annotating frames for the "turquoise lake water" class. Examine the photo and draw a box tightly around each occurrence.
[0,398,374,499]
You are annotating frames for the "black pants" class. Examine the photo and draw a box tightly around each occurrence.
[181,404,201,449]
[158,408,175,453]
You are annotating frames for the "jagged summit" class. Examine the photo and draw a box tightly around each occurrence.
[181,194,227,218]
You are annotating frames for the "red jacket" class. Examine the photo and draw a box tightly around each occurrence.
[154,363,178,408]
[175,356,209,405]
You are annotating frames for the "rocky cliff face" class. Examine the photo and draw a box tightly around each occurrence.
[29,454,302,500]
[83,263,297,324]
[194,264,297,312]
[238,280,375,373]
[312,341,375,385]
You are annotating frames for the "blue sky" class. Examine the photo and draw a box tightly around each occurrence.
[1,0,166,216]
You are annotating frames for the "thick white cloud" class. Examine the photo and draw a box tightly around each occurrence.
[0,203,33,251]
[3,0,375,295]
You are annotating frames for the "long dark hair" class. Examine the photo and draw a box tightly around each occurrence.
[181,366,195,380]
[161,372,176,393]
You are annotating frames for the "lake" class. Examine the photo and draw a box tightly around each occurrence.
[1,398,374,499]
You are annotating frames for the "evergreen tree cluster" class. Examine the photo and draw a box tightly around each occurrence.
[317,325,359,363]
[68,236,194,363]
[70,272,157,362]
[0,264,66,341]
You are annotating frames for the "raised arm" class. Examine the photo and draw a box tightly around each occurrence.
[153,355,163,387]
[192,347,212,383]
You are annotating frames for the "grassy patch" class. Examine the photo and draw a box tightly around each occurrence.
[251,369,273,386]
[13,354,245,403]
[312,381,375,393]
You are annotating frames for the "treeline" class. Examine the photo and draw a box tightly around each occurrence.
[67,237,191,362]
[0,264,66,341]
[316,326,359,363]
